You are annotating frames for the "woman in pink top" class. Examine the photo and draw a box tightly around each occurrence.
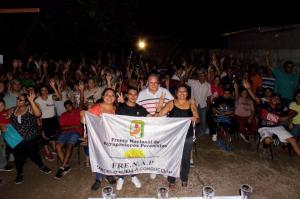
[87,88,117,191]
[234,83,258,142]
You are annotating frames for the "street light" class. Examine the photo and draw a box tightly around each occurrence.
[137,40,146,50]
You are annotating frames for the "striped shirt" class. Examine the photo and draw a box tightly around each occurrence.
[262,76,276,90]
[137,87,174,115]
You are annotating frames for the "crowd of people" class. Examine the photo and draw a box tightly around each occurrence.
[0,50,300,190]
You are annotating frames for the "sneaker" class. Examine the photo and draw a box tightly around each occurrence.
[150,173,156,179]
[116,178,124,190]
[91,180,101,191]
[9,154,15,162]
[39,166,52,174]
[63,165,71,175]
[45,153,55,162]
[239,133,250,143]
[190,162,195,168]
[51,151,57,155]
[0,165,13,172]
[15,175,24,185]
[131,176,141,188]
[55,168,65,179]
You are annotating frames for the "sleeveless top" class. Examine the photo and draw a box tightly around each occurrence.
[168,101,193,138]
[10,107,38,142]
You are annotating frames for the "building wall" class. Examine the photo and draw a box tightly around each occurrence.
[226,29,300,49]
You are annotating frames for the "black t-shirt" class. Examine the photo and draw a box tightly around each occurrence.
[116,103,149,117]
[213,96,235,123]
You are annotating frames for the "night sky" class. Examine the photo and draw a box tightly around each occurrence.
[0,0,299,54]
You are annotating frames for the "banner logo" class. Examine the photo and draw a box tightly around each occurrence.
[130,120,144,139]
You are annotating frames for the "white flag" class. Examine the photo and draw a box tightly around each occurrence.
[85,113,191,177]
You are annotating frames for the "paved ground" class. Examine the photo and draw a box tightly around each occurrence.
[1,135,300,199]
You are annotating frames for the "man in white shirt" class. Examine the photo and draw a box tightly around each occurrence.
[137,73,174,115]
[187,70,211,136]
[137,73,174,179]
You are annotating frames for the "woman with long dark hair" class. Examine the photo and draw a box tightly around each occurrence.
[156,84,200,188]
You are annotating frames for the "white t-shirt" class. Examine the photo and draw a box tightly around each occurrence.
[35,94,56,118]
[54,90,73,116]
[84,87,104,103]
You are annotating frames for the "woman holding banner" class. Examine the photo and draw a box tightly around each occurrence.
[156,84,200,188]
[87,88,118,191]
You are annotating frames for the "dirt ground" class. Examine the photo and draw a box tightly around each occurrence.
[1,135,300,199]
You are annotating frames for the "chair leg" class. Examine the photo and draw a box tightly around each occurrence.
[193,142,197,159]
[269,145,274,160]
[256,138,261,152]
[77,146,81,165]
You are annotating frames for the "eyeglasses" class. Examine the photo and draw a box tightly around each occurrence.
[16,97,25,102]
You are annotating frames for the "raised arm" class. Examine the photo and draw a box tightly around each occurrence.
[28,92,41,117]
[242,80,260,104]
[265,50,273,74]
[50,79,62,100]
[157,100,173,117]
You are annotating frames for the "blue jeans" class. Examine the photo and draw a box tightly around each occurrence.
[168,136,193,183]
[197,107,207,136]
[96,172,105,181]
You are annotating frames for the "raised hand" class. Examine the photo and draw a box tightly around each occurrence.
[156,92,166,110]
[27,91,36,102]
[112,82,117,90]
[78,81,85,92]
[49,79,56,88]
[117,92,125,103]
[242,80,251,89]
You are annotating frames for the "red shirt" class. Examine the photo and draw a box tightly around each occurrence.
[0,111,10,125]
[59,109,82,136]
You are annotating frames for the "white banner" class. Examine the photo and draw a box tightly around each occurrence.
[85,113,191,177]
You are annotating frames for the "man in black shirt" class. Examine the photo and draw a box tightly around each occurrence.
[115,86,149,190]
[116,87,149,117]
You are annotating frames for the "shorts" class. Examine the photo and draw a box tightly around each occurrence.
[41,117,58,141]
[258,126,293,143]
[57,132,80,145]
